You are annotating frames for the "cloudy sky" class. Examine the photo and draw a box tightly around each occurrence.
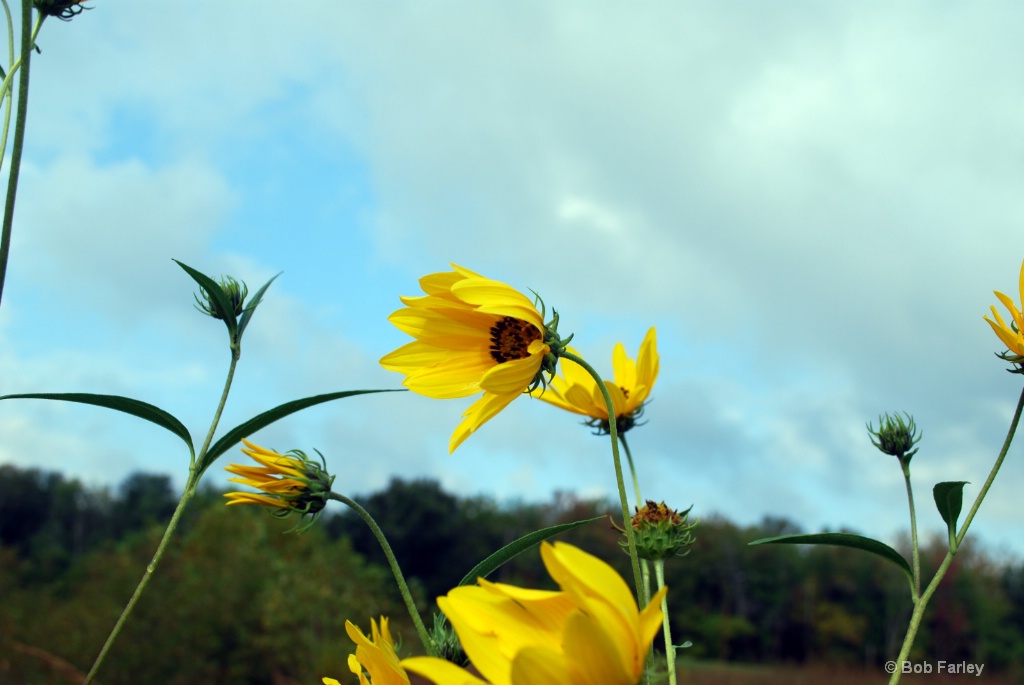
[2,2,1024,560]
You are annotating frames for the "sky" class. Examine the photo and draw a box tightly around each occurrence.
[2,2,1024,561]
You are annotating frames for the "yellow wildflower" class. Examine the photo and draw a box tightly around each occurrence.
[223,439,333,524]
[380,264,567,452]
[325,617,410,685]
[534,327,658,434]
[401,542,665,685]
[985,259,1024,361]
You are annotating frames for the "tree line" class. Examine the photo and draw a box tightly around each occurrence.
[2,464,1023,684]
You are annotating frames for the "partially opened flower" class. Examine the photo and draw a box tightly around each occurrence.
[985,259,1024,363]
[401,542,666,685]
[324,617,410,685]
[534,327,658,435]
[224,439,334,525]
[380,264,568,452]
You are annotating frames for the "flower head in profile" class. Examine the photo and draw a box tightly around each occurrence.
[401,542,666,685]
[534,327,658,435]
[324,617,410,685]
[985,259,1024,367]
[380,264,569,452]
[224,439,334,527]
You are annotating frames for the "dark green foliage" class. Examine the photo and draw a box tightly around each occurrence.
[2,465,1024,682]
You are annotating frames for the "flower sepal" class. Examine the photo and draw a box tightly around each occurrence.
[619,500,698,561]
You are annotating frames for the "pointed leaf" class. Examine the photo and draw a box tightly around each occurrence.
[458,515,605,587]
[199,389,404,474]
[933,481,969,537]
[749,532,912,582]
[237,272,282,340]
[0,392,194,457]
[174,259,238,333]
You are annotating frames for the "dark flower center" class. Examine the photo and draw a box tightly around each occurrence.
[489,316,540,363]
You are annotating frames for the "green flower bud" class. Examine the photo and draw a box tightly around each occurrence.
[623,500,697,561]
[867,411,922,464]
[194,275,248,321]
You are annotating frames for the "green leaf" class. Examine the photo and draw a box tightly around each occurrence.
[749,532,912,582]
[0,392,194,458]
[933,481,969,539]
[198,389,404,474]
[236,272,281,341]
[458,515,605,587]
[174,259,238,333]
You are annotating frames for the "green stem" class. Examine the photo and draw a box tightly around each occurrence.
[887,383,1024,685]
[560,350,644,605]
[955,383,1024,547]
[654,559,677,685]
[619,432,643,509]
[900,460,921,600]
[0,0,15,177]
[82,476,198,685]
[0,2,42,308]
[329,491,433,656]
[83,353,241,684]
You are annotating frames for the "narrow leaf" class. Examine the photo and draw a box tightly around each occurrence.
[933,481,969,536]
[237,272,282,340]
[174,259,238,333]
[749,532,912,582]
[0,392,194,457]
[458,515,605,587]
[199,389,404,474]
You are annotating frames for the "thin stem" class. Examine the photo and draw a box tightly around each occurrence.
[560,350,644,605]
[0,2,42,308]
[654,560,677,685]
[83,476,198,685]
[900,461,921,600]
[955,383,1024,547]
[888,551,957,685]
[619,432,643,508]
[84,353,241,684]
[887,383,1024,685]
[329,491,433,656]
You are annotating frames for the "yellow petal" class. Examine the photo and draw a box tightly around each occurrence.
[509,646,573,685]
[401,657,491,685]
[480,354,543,395]
[560,611,633,685]
[449,392,519,453]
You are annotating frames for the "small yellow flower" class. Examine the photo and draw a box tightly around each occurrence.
[224,439,334,524]
[985,259,1024,362]
[401,542,666,685]
[324,617,410,685]
[380,264,567,453]
[534,327,658,435]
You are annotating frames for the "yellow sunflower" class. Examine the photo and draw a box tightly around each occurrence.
[533,327,658,434]
[985,259,1024,360]
[401,542,666,685]
[325,617,410,685]
[380,264,564,453]
[223,439,333,521]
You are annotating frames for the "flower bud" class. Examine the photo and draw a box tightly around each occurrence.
[625,500,697,560]
[194,275,248,321]
[867,412,922,464]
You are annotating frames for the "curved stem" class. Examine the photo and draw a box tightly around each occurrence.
[84,353,241,683]
[329,491,433,655]
[955,383,1024,547]
[900,461,921,600]
[560,350,644,604]
[654,560,677,685]
[0,2,42,308]
[887,383,1024,684]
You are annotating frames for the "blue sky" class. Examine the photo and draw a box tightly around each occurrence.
[3,2,1024,560]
